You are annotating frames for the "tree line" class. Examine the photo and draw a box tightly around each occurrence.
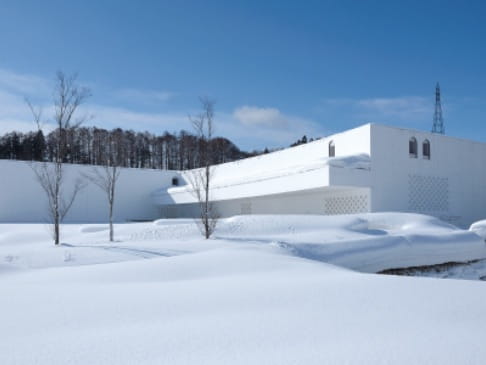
[0,127,254,170]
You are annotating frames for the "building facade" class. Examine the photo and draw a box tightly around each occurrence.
[2,123,485,228]
[154,123,486,228]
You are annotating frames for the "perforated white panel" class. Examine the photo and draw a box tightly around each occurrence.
[408,174,449,212]
[324,195,369,215]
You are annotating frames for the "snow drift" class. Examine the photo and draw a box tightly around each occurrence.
[213,213,486,272]
[1,213,486,364]
[470,219,486,241]
[2,213,485,273]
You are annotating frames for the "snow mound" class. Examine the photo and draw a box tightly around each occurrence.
[325,153,370,170]
[215,213,486,272]
[80,225,109,233]
[153,218,195,226]
[2,213,485,273]
[469,219,486,241]
[2,213,486,363]
[2,240,486,364]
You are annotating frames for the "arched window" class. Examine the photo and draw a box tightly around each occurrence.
[409,137,417,158]
[329,140,335,157]
[423,139,431,159]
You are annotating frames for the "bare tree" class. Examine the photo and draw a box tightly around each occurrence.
[188,97,218,239]
[83,134,121,242]
[27,72,91,245]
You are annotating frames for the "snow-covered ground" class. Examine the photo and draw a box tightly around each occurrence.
[1,213,486,364]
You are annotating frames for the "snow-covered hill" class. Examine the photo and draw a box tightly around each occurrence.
[1,213,486,364]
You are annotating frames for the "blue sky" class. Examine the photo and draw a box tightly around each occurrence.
[0,0,485,150]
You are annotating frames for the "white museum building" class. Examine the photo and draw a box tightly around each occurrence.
[153,123,486,228]
[1,123,486,228]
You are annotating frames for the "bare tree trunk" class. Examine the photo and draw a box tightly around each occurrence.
[109,163,117,242]
[54,211,60,245]
[109,175,115,242]
[204,164,210,239]
[27,72,90,245]
[188,97,218,239]
[83,137,121,242]
[54,138,61,245]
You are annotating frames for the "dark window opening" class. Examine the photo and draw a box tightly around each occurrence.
[423,139,431,159]
[329,141,335,157]
[409,137,417,158]
[172,177,179,186]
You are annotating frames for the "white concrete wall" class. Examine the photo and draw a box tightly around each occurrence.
[370,124,486,227]
[162,187,371,218]
[0,160,179,223]
[326,123,371,158]
[329,164,371,188]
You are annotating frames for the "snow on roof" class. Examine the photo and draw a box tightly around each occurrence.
[152,124,372,202]
[158,151,370,203]
[178,153,369,190]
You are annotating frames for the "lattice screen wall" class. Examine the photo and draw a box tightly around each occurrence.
[324,194,369,215]
[408,174,449,212]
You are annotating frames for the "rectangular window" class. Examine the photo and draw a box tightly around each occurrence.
[409,138,417,158]
[329,142,335,157]
[423,141,430,159]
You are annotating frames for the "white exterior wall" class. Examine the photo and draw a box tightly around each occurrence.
[163,186,370,218]
[157,125,372,218]
[12,123,486,227]
[327,123,371,158]
[159,123,486,227]
[0,160,179,223]
[369,124,486,227]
